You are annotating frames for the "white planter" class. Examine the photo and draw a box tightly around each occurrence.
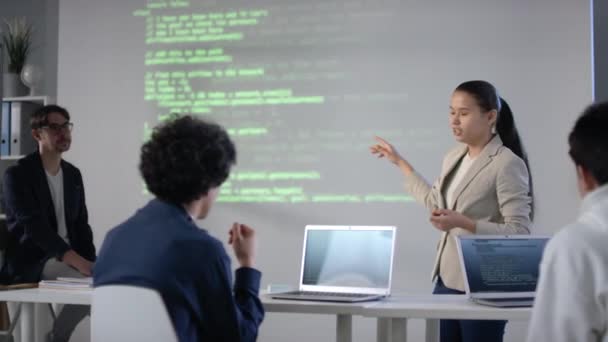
[2,73,28,97]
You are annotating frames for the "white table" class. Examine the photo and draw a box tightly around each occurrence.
[0,288,91,342]
[0,289,532,342]
[364,294,532,342]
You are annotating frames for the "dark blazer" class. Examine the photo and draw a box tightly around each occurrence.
[94,199,265,342]
[1,152,96,284]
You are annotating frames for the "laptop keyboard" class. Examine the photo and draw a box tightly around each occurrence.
[482,297,534,302]
[287,291,371,298]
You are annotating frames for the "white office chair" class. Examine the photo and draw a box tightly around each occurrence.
[91,285,177,342]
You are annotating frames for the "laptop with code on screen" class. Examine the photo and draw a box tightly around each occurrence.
[455,235,549,308]
[271,225,396,303]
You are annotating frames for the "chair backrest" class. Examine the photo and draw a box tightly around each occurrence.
[92,285,178,342]
[0,219,8,273]
[0,219,8,253]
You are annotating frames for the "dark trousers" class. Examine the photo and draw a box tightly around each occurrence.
[433,277,506,342]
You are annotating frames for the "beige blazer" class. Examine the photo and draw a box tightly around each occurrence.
[405,135,532,291]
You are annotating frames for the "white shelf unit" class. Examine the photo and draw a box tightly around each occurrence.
[0,155,23,160]
[2,96,50,104]
[0,96,51,160]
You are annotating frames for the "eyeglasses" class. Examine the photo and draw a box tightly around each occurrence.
[41,122,74,133]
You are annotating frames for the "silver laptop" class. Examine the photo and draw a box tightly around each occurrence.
[455,235,549,308]
[271,225,396,303]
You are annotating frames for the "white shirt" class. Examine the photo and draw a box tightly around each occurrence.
[46,167,69,243]
[445,153,475,208]
[527,185,608,342]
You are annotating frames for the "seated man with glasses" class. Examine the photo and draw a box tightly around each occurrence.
[1,105,95,342]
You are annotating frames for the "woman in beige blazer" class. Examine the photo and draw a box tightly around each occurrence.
[370,80,533,342]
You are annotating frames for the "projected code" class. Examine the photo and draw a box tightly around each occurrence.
[133,1,430,203]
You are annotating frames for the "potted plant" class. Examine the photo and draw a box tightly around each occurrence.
[2,17,33,97]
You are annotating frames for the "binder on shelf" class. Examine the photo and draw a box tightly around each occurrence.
[0,44,7,157]
[0,43,4,100]
[9,101,38,156]
[1,102,10,156]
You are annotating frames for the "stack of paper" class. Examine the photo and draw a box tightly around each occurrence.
[38,277,93,290]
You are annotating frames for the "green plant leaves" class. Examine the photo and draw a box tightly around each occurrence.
[2,17,33,74]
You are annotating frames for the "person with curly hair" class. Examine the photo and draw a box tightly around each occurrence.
[93,116,264,341]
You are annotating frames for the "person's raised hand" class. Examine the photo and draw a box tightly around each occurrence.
[229,222,256,268]
[370,136,404,165]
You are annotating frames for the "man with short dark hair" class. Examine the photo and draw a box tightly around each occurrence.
[1,104,95,342]
[94,115,264,341]
[527,102,608,342]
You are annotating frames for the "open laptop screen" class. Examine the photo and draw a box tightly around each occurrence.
[459,237,549,293]
[301,228,394,289]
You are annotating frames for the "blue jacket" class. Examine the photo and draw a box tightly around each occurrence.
[1,152,96,284]
[93,199,264,342]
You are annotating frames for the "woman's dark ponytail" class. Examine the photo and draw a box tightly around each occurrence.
[455,80,534,219]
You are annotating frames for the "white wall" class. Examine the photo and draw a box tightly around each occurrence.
[55,1,592,342]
